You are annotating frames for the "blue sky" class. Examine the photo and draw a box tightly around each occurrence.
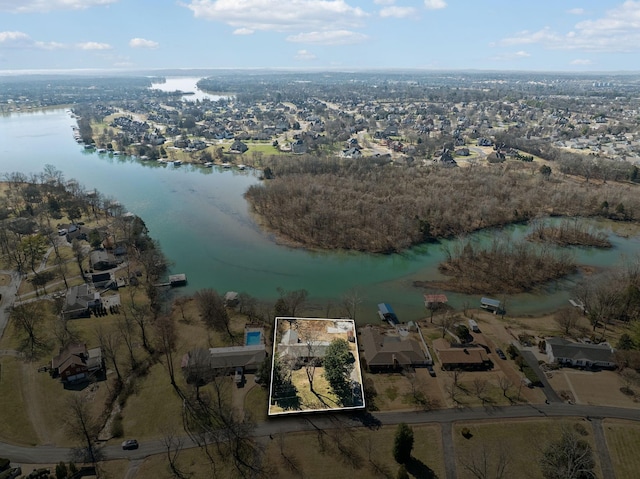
[1,0,639,73]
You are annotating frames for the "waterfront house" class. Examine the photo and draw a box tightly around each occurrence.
[359,326,429,372]
[62,284,101,319]
[545,337,616,369]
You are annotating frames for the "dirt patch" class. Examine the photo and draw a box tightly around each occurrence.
[0,273,11,286]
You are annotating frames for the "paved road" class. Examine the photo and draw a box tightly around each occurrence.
[591,417,615,479]
[520,350,562,403]
[1,403,638,465]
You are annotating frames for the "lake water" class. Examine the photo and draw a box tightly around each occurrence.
[149,77,229,102]
[1,108,639,322]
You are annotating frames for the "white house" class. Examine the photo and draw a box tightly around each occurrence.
[545,337,616,369]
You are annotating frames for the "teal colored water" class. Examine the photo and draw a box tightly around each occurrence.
[246,331,262,346]
[1,109,638,322]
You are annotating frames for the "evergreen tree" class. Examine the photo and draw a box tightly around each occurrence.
[393,422,414,464]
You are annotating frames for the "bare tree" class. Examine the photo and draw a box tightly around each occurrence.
[116,315,138,370]
[472,377,489,405]
[11,302,47,358]
[497,376,513,400]
[461,444,510,479]
[436,312,457,339]
[341,288,362,321]
[554,307,580,336]
[155,315,180,395]
[161,427,191,479]
[194,289,232,339]
[276,287,309,317]
[95,324,122,382]
[66,395,102,467]
[539,427,595,479]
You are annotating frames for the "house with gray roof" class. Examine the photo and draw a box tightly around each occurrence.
[359,326,429,372]
[545,337,616,369]
[62,284,101,319]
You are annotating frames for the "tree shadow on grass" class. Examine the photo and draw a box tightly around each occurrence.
[406,457,438,479]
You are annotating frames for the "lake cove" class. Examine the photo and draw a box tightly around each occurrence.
[1,109,639,323]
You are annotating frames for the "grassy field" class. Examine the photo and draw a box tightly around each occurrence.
[603,419,640,479]
[264,424,444,479]
[453,418,601,479]
[0,357,39,445]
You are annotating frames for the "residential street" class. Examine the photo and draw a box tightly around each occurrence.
[0,402,637,469]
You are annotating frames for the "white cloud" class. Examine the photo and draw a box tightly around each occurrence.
[129,38,159,49]
[374,0,395,4]
[295,49,316,60]
[0,31,63,49]
[567,8,585,15]
[286,30,368,45]
[380,6,416,18]
[0,31,114,52]
[77,42,112,50]
[424,0,446,10]
[233,28,254,35]
[489,50,531,61]
[0,31,32,47]
[571,58,592,65]
[184,0,367,32]
[500,1,640,53]
[0,0,117,13]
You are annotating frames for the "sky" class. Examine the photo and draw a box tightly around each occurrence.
[1,0,640,73]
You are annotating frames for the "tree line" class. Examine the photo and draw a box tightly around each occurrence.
[245,156,640,253]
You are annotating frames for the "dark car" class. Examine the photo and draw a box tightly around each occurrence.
[495,348,507,360]
[121,439,139,450]
[426,364,437,377]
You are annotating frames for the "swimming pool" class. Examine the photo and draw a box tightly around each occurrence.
[246,331,261,346]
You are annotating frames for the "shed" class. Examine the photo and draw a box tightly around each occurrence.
[377,303,399,325]
[480,297,503,313]
[169,274,187,287]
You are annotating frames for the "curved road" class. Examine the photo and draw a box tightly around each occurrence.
[0,403,637,464]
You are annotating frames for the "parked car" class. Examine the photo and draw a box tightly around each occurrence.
[426,365,436,377]
[121,439,139,450]
[234,367,243,386]
[496,348,507,360]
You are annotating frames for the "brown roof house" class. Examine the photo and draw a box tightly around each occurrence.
[359,326,429,372]
[50,343,104,384]
[432,338,492,371]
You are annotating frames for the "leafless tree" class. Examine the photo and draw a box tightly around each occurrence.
[155,315,180,395]
[66,395,102,467]
[276,287,309,317]
[161,427,191,479]
[472,377,489,405]
[436,312,457,339]
[11,302,47,358]
[539,427,595,479]
[277,432,303,477]
[342,287,362,321]
[498,376,513,400]
[116,315,138,370]
[554,307,580,336]
[95,324,122,382]
[461,444,510,479]
[194,289,232,339]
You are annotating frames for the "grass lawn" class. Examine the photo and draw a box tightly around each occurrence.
[265,424,444,479]
[244,384,268,422]
[131,447,235,479]
[118,363,184,441]
[453,418,601,479]
[0,357,39,445]
[603,419,640,479]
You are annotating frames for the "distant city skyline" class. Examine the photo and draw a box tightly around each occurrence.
[1,0,640,73]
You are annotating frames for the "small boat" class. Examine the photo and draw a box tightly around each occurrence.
[222,162,231,168]
[204,162,213,168]
[237,164,246,170]
[173,160,182,166]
